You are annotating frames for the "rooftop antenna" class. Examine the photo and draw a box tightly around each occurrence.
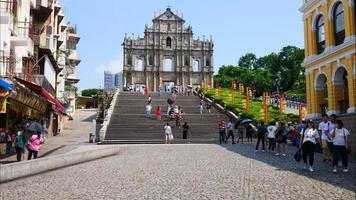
[154,11,156,17]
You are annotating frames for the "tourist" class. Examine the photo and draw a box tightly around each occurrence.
[331,120,350,173]
[236,123,245,144]
[218,120,227,144]
[158,87,161,97]
[275,122,287,156]
[267,121,277,152]
[147,95,152,104]
[206,102,211,113]
[299,120,320,172]
[318,114,333,162]
[4,131,12,155]
[164,123,173,144]
[225,119,235,144]
[155,106,161,120]
[27,132,44,160]
[15,131,26,161]
[256,121,267,152]
[146,103,152,118]
[246,124,254,143]
[199,102,203,115]
[182,122,189,139]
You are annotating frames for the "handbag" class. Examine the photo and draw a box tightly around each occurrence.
[343,129,351,154]
[169,134,174,141]
[294,149,302,162]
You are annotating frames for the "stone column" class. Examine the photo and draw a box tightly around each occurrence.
[345,2,356,38]
[346,58,356,113]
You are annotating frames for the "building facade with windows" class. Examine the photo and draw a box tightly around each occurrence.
[104,71,122,90]
[300,0,355,118]
[122,8,214,92]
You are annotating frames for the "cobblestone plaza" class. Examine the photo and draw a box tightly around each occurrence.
[1,144,355,199]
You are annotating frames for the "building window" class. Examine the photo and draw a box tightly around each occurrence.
[193,60,200,72]
[166,37,172,48]
[127,55,132,65]
[206,58,210,66]
[184,56,189,66]
[316,15,326,54]
[136,58,144,71]
[167,23,171,31]
[333,2,345,46]
[149,55,154,65]
[163,58,173,71]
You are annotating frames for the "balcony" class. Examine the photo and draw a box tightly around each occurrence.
[0,0,17,26]
[31,0,53,22]
[10,22,35,55]
[0,0,17,16]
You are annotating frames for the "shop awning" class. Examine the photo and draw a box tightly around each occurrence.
[0,79,13,91]
[15,78,66,115]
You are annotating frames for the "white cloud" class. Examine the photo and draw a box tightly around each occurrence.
[96,55,123,74]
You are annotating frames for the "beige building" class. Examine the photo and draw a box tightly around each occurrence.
[122,8,214,92]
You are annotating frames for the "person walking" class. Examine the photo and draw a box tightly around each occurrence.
[27,133,44,160]
[146,103,152,118]
[256,121,267,152]
[155,106,161,120]
[4,131,12,155]
[331,120,350,173]
[164,123,173,144]
[199,102,203,115]
[15,131,26,161]
[226,119,235,144]
[206,102,211,113]
[218,120,227,144]
[299,120,320,172]
[182,122,189,139]
[246,124,254,143]
[267,121,277,152]
[318,114,333,162]
[236,123,245,144]
[275,122,287,156]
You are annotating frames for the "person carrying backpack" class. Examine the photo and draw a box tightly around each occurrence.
[15,131,26,161]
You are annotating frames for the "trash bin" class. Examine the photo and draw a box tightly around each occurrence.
[89,133,94,143]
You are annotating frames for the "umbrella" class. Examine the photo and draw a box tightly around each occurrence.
[240,119,253,125]
[27,121,45,133]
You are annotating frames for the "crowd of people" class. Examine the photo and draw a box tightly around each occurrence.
[1,119,45,162]
[217,113,351,173]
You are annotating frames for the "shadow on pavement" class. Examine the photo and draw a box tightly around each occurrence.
[81,114,96,122]
[220,143,356,192]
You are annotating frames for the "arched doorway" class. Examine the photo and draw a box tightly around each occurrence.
[315,73,328,115]
[333,67,349,113]
[193,59,200,72]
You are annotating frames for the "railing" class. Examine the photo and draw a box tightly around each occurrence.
[16,21,35,40]
[0,55,15,78]
[0,0,17,16]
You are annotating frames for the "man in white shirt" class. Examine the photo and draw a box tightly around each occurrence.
[318,114,334,162]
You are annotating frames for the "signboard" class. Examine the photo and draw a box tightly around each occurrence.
[9,84,47,113]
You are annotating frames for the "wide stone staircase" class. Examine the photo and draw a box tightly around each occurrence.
[102,92,228,144]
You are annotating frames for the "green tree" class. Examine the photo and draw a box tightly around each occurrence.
[81,88,100,97]
[238,53,257,69]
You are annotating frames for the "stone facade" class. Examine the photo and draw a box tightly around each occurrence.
[122,8,214,92]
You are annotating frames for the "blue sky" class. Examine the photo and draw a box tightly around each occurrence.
[61,0,304,90]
